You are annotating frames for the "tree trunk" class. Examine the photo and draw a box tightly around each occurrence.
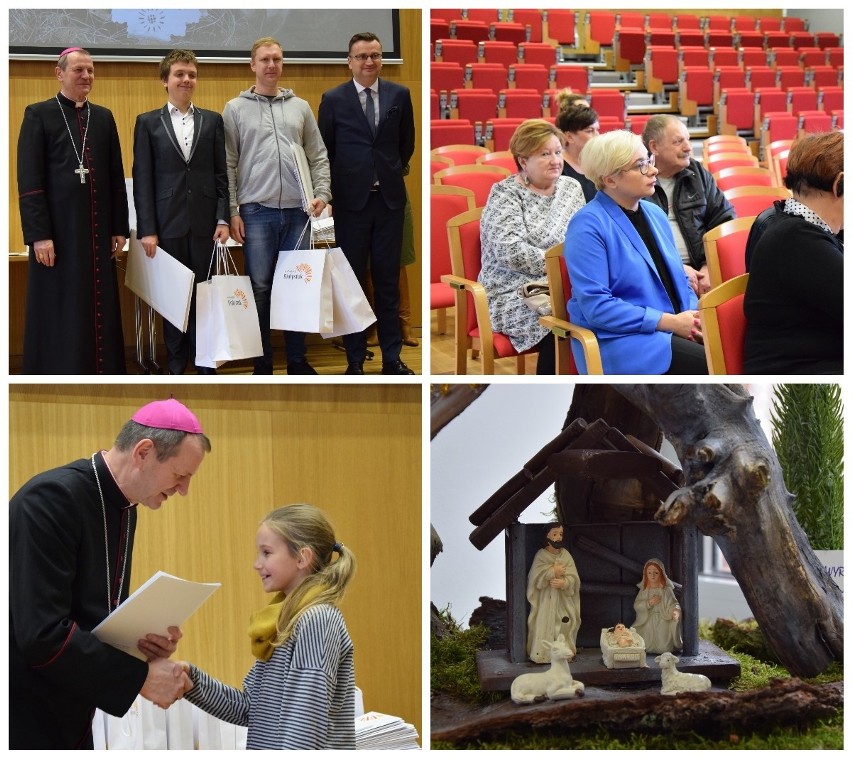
[613,385,843,677]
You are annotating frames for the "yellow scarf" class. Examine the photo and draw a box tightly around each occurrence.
[247,585,326,661]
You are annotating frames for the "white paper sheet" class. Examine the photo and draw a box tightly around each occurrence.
[125,231,195,332]
[92,571,220,660]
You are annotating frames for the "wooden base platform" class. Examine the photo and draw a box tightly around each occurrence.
[476,639,741,691]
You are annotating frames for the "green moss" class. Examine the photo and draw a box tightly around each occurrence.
[432,617,844,749]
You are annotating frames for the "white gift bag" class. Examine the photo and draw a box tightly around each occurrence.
[319,248,377,338]
[195,242,263,368]
[270,246,334,334]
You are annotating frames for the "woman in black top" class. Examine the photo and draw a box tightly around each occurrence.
[743,131,843,374]
[556,103,600,203]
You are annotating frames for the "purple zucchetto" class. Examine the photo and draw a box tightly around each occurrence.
[132,398,203,434]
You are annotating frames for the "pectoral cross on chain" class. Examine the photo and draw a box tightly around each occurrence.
[75,163,90,184]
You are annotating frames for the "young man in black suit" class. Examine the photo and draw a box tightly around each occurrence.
[132,49,230,374]
[318,32,416,375]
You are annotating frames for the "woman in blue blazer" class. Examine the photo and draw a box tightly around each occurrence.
[564,130,707,374]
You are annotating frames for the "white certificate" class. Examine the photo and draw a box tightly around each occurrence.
[92,571,221,660]
[125,231,195,332]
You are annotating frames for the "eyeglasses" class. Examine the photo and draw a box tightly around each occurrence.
[350,53,383,62]
[624,154,656,175]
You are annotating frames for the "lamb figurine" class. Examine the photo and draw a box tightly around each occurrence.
[511,634,585,704]
[655,652,712,696]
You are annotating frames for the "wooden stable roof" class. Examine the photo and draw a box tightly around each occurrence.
[468,417,684,550]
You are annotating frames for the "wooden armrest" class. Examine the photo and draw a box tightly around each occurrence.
[540,315,604,374]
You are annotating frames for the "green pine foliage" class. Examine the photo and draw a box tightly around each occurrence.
[770,384,844,550]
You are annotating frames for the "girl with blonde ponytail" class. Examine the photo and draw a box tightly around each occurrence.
[180,504,357,749]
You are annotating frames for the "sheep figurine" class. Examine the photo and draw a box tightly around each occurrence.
[511,634,585,704]
[655,652,712,696]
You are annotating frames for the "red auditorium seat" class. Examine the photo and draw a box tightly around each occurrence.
[431,120,476,149]
[584,11,617,53]
[589,90,628,122]
[799,47,828,68]
[758,17,783,32]
[450,19,490,43]
[818,86,844,113]
[732,16,758,32]
[705,16,732,31]
[479,40,519,69]
[786,86,819,116]
[674,14,701,29]
[490,22,528,45]
[432,61,466,92]
[760,113,800,156]
[815,32,841,49]
[465,63,508,93]
[465,9,499,25]
[679,67,715,117]
[518,42,559,67]
[484,118,526,151]
[676,30,707,48]
[806,65,841,88]
[645,13,673,30]
[739,47,768,68]
[825,47,843,67]
[614,27,647,72]
[626,114,653,135]
[431,19,450,46]
[775,66,806,89]
[450,88,499,122]
[714,67,748,107]
[498,88,543,119]
[679,47,710,71]
[509,9,543,44]
[714,167,773,191]
[508,63,550,91]
[543,9,577,47]
[645,46,680,94]
[616,11,645,29]
[764,31,792,49]
[719,88,756,134]
[706,30,734,48]
[782,17,807,32]
[745,66,778,90]
[436,39,478,66]
[797,110,833,134]
[789,32,816,49]
[769,47,801,68]
[550,66,590,95]
[431,143,489,166]
[710,47,742,69]
[753,88,789,133]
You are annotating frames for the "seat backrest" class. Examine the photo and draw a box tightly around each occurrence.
[544,9,576,45]
[714,167,773,192]
[434,165,511,207]
[431,144,489,165]
[702,216,756,287]
[431,186,475,283]
[476,151,517,172]
[430,121,476,149]
[699,273,749,374]
[723,186,790,217]
[706,151,758,175]
[446,207,484,335]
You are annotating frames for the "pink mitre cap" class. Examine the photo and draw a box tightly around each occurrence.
[132,398,203,434]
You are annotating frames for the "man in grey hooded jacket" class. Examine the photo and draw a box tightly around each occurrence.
[223,37,331,375]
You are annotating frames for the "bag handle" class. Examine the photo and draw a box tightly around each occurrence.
[205,241,238,280]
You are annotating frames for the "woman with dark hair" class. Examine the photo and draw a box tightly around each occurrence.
[556,104,600,202]
[744,131,844,374]
[478,118,585,374]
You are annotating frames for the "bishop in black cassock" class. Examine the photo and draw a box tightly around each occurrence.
[9,453,147,748]
[17,48,129,374]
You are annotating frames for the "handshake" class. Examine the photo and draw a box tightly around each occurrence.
[137,625,194,709]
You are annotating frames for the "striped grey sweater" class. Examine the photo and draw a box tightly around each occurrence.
[184,604,355,749]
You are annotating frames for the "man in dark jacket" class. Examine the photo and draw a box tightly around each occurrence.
[642,115,736,295]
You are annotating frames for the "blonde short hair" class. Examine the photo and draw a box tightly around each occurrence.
[579,129,647,190]
[251,37,283,59]
[508,119,565,171]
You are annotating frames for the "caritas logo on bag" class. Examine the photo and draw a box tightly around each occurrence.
[226,288,251,309]
[280,262,313,284]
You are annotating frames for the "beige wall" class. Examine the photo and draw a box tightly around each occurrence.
[8,8,422,319]
[8,383,422,738]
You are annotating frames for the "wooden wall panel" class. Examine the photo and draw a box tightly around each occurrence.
[8,383,422,739]
[8,9,422,327]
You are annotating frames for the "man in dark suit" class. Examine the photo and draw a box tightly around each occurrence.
[133,49,230,375]
[318,32,416,375]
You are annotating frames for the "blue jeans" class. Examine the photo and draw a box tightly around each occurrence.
[240,203,311,369]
